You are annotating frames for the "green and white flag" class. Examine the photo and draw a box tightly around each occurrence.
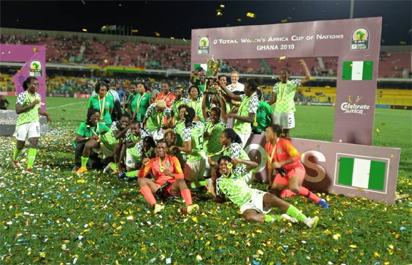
[193,63,207,71]
[338,156,386,191]
[342,61,373,80]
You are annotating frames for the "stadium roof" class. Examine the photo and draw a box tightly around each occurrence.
[1,0,411,46]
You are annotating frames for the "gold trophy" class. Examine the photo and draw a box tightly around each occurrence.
[204,56,220,94]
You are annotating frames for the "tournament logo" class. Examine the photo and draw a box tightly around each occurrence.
[341,95,371,115]
[351,27,369,51]
[198,36,210,55]
[29,60,42,77]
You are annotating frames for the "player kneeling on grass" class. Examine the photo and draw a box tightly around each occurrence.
[118,136,156,181]
[207,156,319,228]
[13,76,52,173]
[265,124,328,208]
[74,109,110,174]
[101,114,132,174]
[137,139,199,214]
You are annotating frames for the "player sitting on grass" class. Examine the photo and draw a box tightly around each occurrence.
[207,156,319,228]
[265,124,329,208]
[136,139,199,214]
[101,114,132,174]
[74,109,110,174]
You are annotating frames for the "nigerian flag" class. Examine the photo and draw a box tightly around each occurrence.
[193,63,207,71]
[342,61,373,80]
[338,157,386,191]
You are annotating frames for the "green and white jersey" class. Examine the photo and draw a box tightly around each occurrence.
[233,94,258,135]
[187,99,205,122]
[182,121,205,163]
[16,91,41,126]
[125,130,147,144]
[100,121,130,150]
[222,142,250,173]
[76,122,110,137]
[216,172,253,207]
[87,94,114,125]
[273,79,301,113]
[126,140,144,162]
[204,118,227,155]
[174,120,186,147]
[170,98,190,120]
[145,103,171,131]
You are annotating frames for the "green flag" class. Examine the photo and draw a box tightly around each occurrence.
[342,61,373,80]
[338,156,386,191]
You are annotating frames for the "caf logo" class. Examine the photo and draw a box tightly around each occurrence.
[29,60,42,77]
[198,36,210,55]
[351,27,369,51]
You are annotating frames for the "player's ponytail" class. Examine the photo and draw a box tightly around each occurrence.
[184,107,196,128]
[222,128,242,145]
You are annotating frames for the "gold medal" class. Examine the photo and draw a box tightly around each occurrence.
[160,166,165,172]
[280,100,284,104]
[253,121,258,127]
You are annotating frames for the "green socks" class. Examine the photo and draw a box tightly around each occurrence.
[286,205,307,222]
[81,156,89,168]
[198,180,207,186]
[264,214,282,223]
[110,163,118,171]
[13,146,22,161]
[126,170,138,177]
[27,148,37,169]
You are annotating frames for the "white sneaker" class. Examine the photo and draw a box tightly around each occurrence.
[280,214,298,223]
[304,216,319,228]
[103,162,113,173]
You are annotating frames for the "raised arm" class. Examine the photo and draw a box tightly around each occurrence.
[298,59,312,85]
[113,125,131,140]
[201,94,208,120]
[220,85,241,102]
[219,93,228,122]
[232,158,258,171]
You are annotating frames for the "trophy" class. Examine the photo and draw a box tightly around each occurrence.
[204,56,220,94]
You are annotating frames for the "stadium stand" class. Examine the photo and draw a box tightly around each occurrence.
[1,33,410,77]
[0,30,410,106]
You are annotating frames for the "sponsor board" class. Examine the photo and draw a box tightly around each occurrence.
[244,135,400,204]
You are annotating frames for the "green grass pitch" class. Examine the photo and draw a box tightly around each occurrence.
[0,96,411,264]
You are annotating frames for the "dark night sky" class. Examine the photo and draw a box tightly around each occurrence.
[1,0,411,45]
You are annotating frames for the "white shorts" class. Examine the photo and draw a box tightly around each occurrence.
[238,133,251,148]
[184,158,206,181]
[125,151,139,168]
[99,142,114,158]
[14,122,40,141]
[274,112,295,129]
[240,189,271,214]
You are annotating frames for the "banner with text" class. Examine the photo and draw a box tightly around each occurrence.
[245,135,400,204]
[192,17,382,145]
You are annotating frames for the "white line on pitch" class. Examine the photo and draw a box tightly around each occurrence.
[47,102,85,109]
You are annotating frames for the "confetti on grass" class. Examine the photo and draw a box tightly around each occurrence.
[0,98,410,264]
